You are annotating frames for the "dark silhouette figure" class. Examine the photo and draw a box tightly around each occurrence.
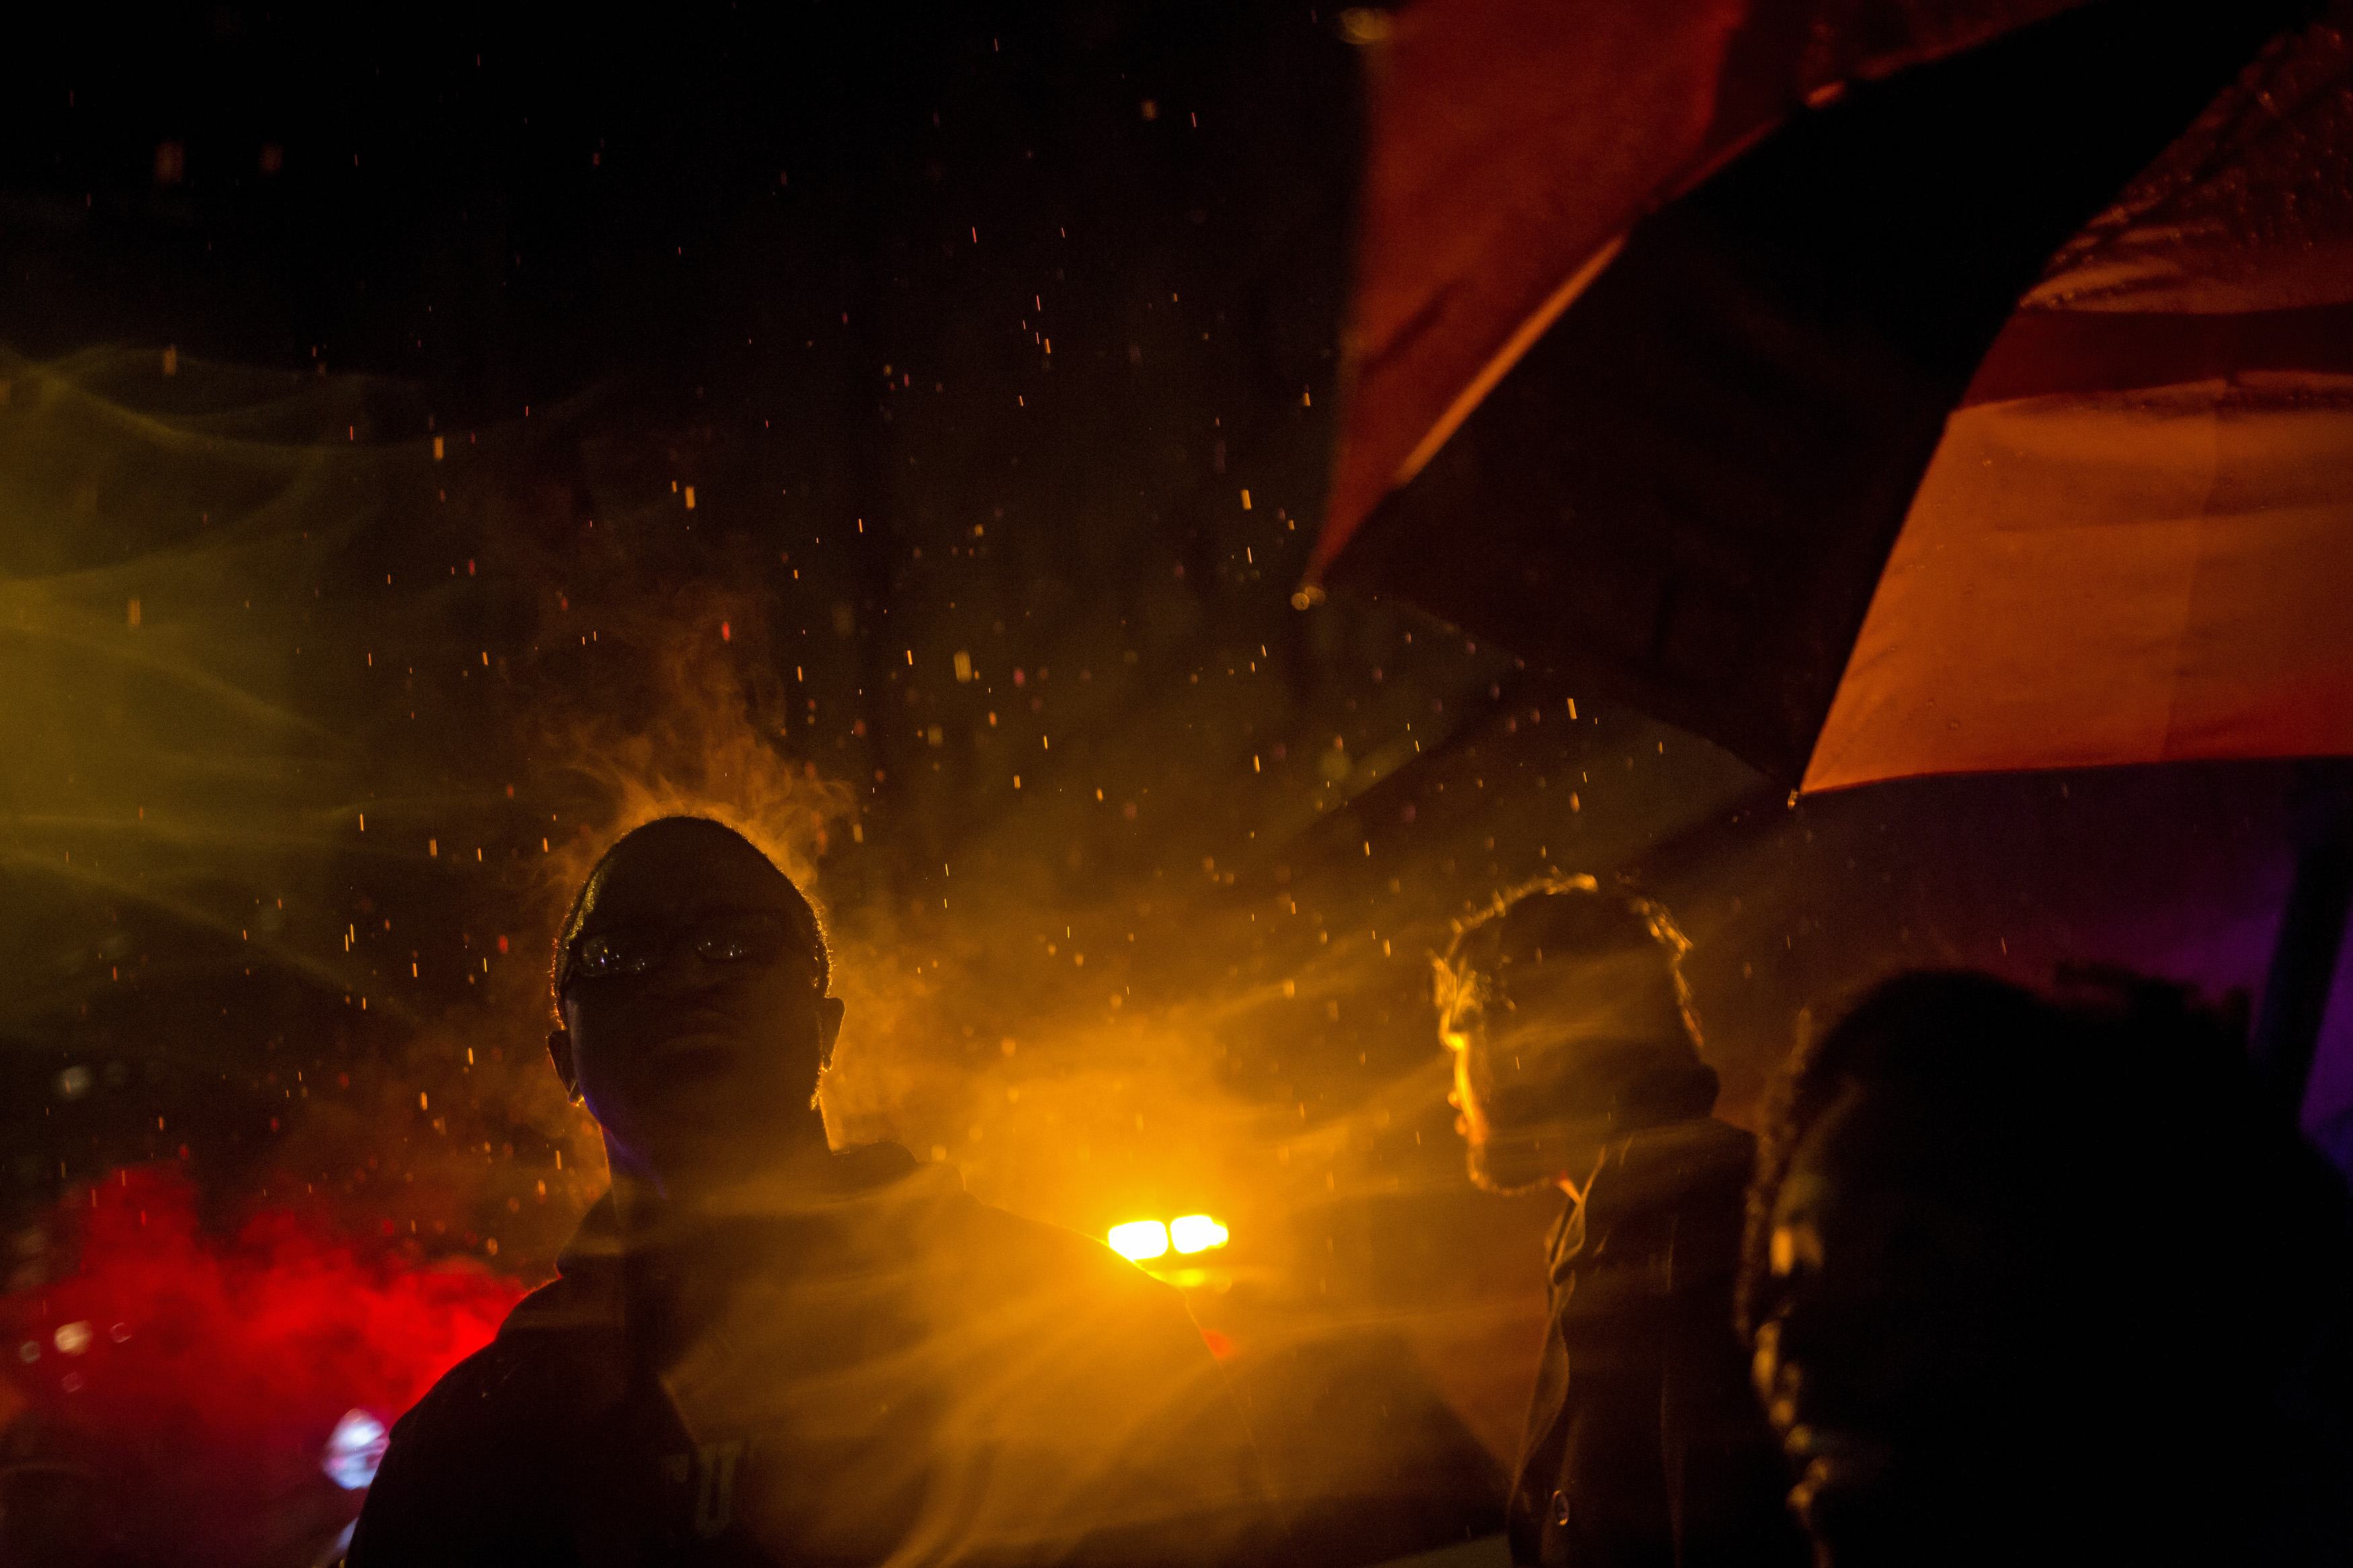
[350,817,1275,1567]
[1435,876,1804,1568]
[1742,969,2353,1568]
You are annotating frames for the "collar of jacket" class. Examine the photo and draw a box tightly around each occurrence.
[1546,1116,1753,1288]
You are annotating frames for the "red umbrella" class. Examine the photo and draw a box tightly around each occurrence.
[1316,0,2353,788]
[1313,0,2353,1091]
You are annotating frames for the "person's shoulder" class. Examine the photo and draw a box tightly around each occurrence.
[872,1151,1201,1344]
[1697,1115,1757,1181]
[1620,1116,1753,1202]
[391,1313,534,1444]
[394,1273,617,1448]
[1661,1118,1755,1289]
[1685,1117,1758,1214]
[957,1193,1153,1280]
[349,1277,605,1565]
[948,1191,1184,1316]
[1689,1113,1756,1161]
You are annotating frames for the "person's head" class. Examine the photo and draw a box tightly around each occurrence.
[1739,968,2320,1568]
[547,816,842,1191]
[1433,875,1717,1193]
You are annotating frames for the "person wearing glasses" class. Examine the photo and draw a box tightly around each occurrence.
[348,815,1275,1567]
[1435,876,1802,1568]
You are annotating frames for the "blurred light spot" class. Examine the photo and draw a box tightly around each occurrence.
[53,1321,91,1356]
[1169,1215,1229,1255]
[1107,1221,1169,1262]
[322,1409,390,1491]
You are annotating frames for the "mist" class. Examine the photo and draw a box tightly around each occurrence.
[5,6,2350,1561]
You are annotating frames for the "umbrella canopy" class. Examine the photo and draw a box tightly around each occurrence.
[1314,0,2353,790]
[1316,0,2082,559]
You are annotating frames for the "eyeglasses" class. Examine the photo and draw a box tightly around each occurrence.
[559,910,817,993]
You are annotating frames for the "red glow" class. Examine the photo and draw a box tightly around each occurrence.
[2,1166,527,1559]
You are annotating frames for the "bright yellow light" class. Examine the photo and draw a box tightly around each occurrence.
[1107,1220,1169,1261]
[1169,1214,1230,1255]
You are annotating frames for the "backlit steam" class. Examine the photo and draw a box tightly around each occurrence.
[0,343,1634,1557]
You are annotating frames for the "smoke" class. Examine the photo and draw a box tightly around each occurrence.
[0,348,383,1023]
[3,1164,522,1565]
[5,337,2025,1553]
[0,339,1424,1265]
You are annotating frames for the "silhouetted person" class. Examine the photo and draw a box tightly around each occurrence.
[1435,876,1803,1568]
[350,816,1274,1567]
[1741,969,2353,1568]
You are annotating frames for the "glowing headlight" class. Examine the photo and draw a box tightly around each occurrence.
[1169,1214,1230,1254]
[1107,1220,1170,1261]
